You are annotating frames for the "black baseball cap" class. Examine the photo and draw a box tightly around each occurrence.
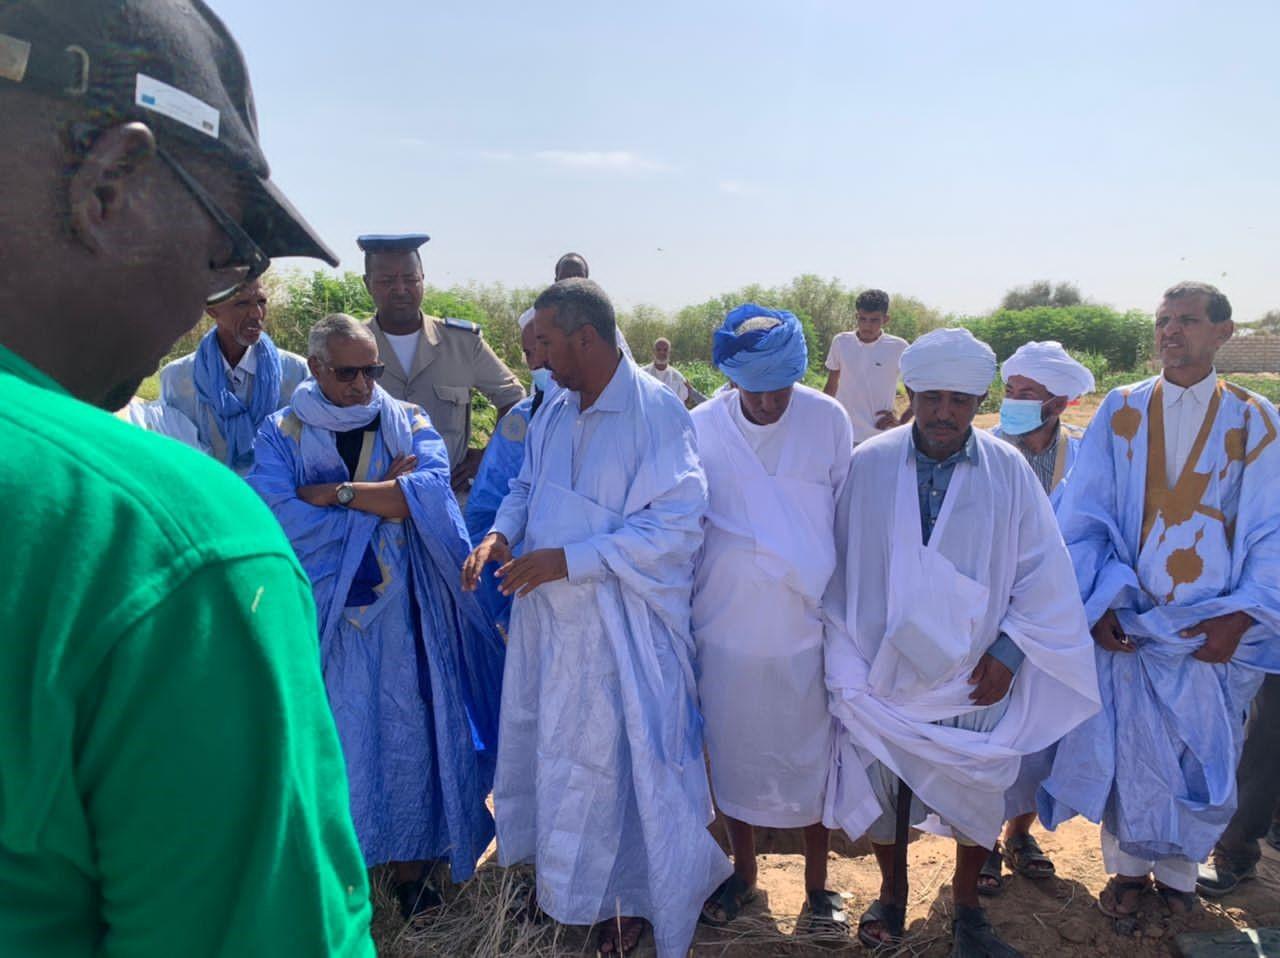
[0,0,338,267]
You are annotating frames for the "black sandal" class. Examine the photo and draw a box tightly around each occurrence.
[1004,832,1055,879]
[1155,882,1197,916]
[699,872,757,927]
[857,899,906,950]
[977,844,1005,897]
[951,905,1023,957]
[799,888,850,941]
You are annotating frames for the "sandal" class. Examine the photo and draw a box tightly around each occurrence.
[596,916,647,956]
[951,905,1023,957]
[857,899,906,950]
[977,844,1005,897]
[1155,882,1197,916]
[1097,876,1149,918]
[1004,832,1055,879]
[699,872,757,927]
[799,888,850,941]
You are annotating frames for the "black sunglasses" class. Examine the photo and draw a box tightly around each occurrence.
[325,363,386,383]
[154,146,271,304]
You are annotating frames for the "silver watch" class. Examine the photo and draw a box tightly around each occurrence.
[336,482,356,506]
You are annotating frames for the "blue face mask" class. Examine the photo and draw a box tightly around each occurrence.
[999,397,1046,436]
[531,367,554,393]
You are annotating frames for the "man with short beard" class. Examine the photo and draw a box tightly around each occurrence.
[161,276,309,473]
[0,2,373,955]
[824,329,1099,957]
[462,279,730,958]
[1041,282,1280,920]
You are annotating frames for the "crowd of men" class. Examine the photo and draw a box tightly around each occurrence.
[2,4,1279,958]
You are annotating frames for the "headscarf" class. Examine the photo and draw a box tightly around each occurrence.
[517,307,536,331]
[290,378,385,432]
[711,303,808,392]
[193,328,282,471]
[1001,341,1095,400]
[900,328,995,396]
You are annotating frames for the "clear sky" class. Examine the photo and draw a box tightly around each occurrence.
[213,0,1280,320]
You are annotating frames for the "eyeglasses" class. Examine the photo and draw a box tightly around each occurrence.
[154,146,271,304]
[324,363,386,383]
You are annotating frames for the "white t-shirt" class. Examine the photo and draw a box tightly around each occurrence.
[641,363,689,402]
[384,330,421,375]
[728,390,791,475]
[824,332,908,442]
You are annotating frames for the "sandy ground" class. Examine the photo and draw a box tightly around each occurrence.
[372,818,1280,956]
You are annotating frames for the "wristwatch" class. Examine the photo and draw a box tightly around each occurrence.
[335,482,356,506]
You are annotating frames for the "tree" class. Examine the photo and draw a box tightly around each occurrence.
[1243,309,1280,335]
[1001,280,1083,311]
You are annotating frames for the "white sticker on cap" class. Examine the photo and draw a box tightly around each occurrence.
[135,73,220,139]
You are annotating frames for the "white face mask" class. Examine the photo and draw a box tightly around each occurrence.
[998,397,1047,436]
[530,367,554,393]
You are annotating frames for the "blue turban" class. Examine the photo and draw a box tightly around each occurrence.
[711,304,808,392]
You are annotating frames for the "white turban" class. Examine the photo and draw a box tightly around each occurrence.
[517,307,536,331]
[900,328,996,396]
[1001,341,1095,400]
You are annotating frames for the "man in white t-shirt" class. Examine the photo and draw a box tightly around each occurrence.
[823,289,910,443]
[642,337,693,407]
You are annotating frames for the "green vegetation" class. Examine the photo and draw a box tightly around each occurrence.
[149,270,1280,438]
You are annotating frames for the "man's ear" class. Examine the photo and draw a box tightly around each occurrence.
[1046,396,1070,418]
[308,355,324,378]
[1216,320,1235,347]
[66,123,159,255]
[362,274,373,298]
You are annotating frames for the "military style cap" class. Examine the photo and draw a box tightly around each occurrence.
[357,234,431,253]
[0,0,338,267]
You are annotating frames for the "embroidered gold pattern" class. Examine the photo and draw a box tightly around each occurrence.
[1110,391,1141,461]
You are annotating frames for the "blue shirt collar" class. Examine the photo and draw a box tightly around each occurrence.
[909,425,979,467]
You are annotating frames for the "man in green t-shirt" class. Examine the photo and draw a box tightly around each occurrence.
[0,3,374,956]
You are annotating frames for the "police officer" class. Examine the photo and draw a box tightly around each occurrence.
[358,234,525,492]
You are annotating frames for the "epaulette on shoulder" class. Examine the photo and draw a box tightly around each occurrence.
[442,317,481,334]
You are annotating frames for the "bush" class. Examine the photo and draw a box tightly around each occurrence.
[964,306,1151,371]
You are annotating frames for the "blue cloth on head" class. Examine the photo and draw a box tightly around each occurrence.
[712,304,808,392]
[193,329,283,472]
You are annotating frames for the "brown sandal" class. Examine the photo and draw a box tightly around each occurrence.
[1097,876,1148,918]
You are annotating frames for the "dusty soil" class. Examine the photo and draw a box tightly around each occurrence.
[374,819,1280,956]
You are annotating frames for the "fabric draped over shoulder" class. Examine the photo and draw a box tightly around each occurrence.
[489,359,730,958]
[248,382,504,876]
[822,426,1100,849]
[691,386,851,828]
[1039,377,1280,862]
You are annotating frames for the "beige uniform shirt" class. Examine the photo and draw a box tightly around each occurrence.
[368,313,524,466]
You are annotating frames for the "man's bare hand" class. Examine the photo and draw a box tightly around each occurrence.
[968,653,1014,706]
[297,483,337,507]
[497,548,569,598]
[1183,611,1254,664]
[874,409,898,431]
[382,453,418,482]
[462,532,512,591]
[1091,609,1134,653]
[451,447,485,492]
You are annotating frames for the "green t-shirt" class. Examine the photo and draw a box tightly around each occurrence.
[0,345,374,957]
